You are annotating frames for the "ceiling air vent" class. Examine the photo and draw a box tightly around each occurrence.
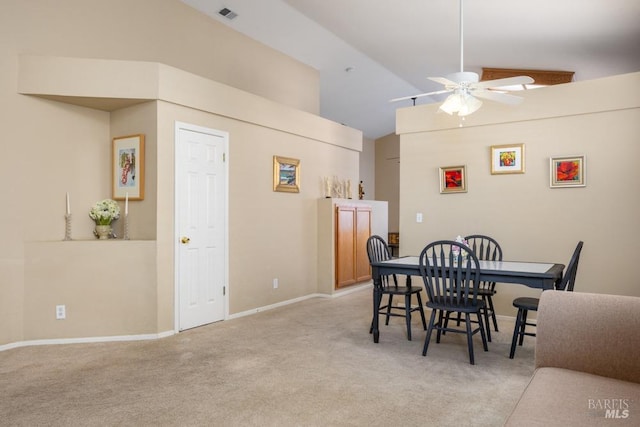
[218,8,238,20]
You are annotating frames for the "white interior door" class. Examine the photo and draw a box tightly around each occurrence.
[175,122,228,331]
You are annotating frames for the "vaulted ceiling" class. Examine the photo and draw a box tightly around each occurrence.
[181,0,640,139]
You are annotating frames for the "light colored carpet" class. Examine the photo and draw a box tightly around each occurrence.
[0,287,536,426]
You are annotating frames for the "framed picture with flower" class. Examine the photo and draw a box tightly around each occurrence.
[550,155,586,188]
[439,165,467,194]
[112,134,145,200]
[491,143,525,174]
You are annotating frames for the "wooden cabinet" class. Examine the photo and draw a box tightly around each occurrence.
[335,205,371,288]
[317,198,387,295]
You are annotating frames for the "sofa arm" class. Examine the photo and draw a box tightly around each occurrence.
[535,291,640,383]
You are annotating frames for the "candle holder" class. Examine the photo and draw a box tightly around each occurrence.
[63,214,72,241]
[123,215,130,240]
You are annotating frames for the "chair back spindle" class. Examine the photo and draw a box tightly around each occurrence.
[366,235,398,289]
[420,240,481,309]
[557,241,584,291]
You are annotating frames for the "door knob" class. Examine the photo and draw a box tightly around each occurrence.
[181,237,191,244]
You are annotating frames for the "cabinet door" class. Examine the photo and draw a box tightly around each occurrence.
[335,205,372,289]
[355,207,372,282]
[335,206,356,288]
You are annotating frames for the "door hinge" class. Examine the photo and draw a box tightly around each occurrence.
[223,286,226,296]
[223,152,226,162]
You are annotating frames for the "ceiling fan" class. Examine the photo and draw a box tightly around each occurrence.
[391,0,534,116]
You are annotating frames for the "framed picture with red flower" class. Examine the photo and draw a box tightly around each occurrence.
[490,143,525,174]
[439,165,467,194]
[550,155,586,188]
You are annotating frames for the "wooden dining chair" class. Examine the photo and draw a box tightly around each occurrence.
[509,241,584,359]
[367,235,426,341]
[419,240,488,365]
[464,235,503,342]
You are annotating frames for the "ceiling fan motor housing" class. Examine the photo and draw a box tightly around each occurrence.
[447,71,479,85]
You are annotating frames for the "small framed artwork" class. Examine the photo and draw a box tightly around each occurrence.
[112,134,145,200]
[273,155,300,193]
[491,143,525,174]
[439,165,467,194]
[550,155,586,188]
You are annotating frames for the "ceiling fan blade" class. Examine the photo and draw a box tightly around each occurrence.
[389,89,452,103]
[473,76,535,90]
[428,76,460,88]
[472,90,524,105]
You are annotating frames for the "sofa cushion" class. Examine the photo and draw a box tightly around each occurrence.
[504,367,640,426]
[536,291,640,383]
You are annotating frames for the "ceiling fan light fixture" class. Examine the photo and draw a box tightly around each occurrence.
[439,90,482,116]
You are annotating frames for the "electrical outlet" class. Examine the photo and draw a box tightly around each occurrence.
[416,212,423,223]
[273,278,279,289]
[56,305,66,320]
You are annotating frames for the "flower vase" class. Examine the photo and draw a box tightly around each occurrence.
[95,224,112,240]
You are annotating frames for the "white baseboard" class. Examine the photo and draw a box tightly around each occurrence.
[229,283,372,320]
[0,330,175,353]
[1,285,374,352]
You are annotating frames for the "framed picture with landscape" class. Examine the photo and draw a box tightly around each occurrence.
[273,155,300,193]
[112,134,145,200]
[491,143,525,174]
[439,165,467,194]
[550,155,586,188]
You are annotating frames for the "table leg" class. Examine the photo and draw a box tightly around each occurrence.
[372,267,381,343]
[373,287,381,343]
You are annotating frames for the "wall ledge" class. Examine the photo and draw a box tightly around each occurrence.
[18,55,362,151]
[396,72,640,134]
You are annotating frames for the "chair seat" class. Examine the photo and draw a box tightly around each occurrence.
[427,298,485,313]
[513,297,540,311]
[510,241,584,359]
[382,286,423,295]
[475,287,497,296]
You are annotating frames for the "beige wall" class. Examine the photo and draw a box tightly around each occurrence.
[397,73,640,316]
[359,137,376,200]
[375,133,401,232]
[5,0,319,115]
[0,0,360,347]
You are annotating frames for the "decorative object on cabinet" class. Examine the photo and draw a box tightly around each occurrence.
[113,134,145,200]
[550,155,586,188]
[358,180,365,200]
[439,165,467,194]
[491,143,525,174]
[273,156,300,193]
[89,198,120,240]
[323,176,332,198]
[322,176,353,198]
[332,175,345,198]
[335,205,371,288]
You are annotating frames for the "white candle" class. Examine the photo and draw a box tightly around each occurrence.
[66,192,70,215]
[125,192,129,216]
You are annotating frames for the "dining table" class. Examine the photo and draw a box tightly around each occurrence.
[369,256,565,343]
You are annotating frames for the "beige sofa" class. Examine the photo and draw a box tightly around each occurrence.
[504,291,640,426]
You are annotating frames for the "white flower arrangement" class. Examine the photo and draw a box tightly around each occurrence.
[453,235,470,259]
[89,199,120,225]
